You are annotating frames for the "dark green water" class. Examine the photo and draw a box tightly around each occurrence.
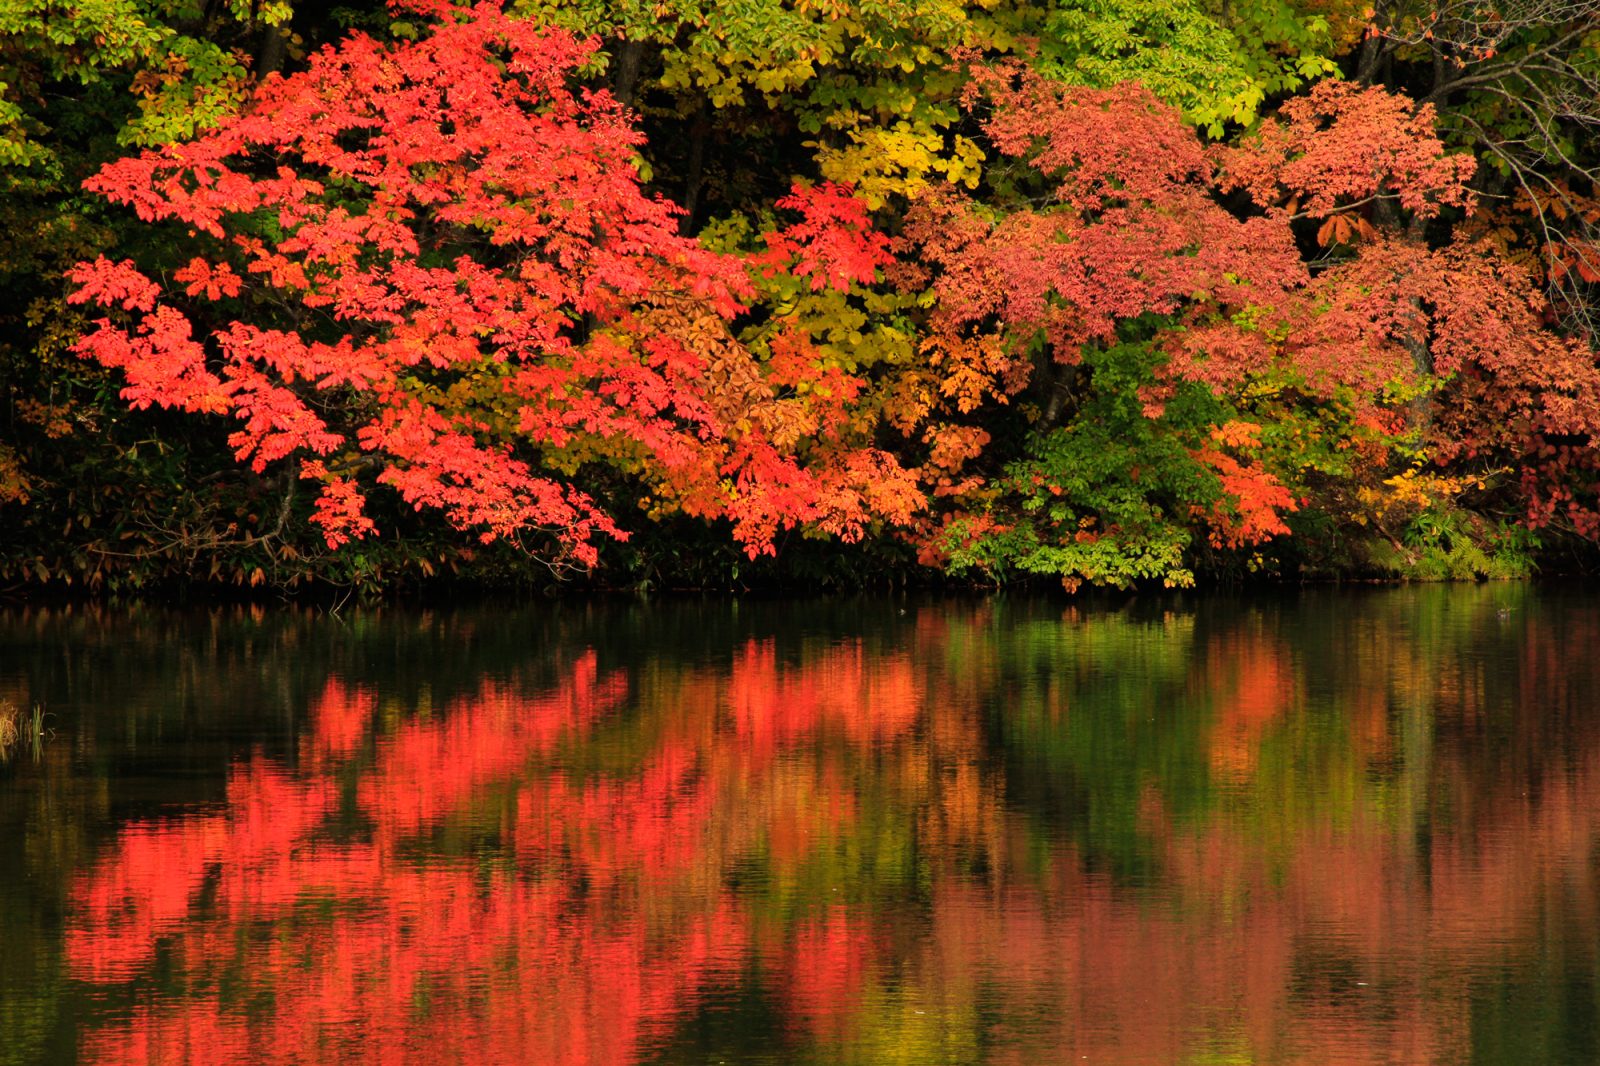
[1,586,1597,1064]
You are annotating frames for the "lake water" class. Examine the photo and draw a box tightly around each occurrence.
[0,587,1596,1064]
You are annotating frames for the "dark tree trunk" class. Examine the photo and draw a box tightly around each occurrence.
[680,100,711,235]
[1355,0,1393,85]
[1039,354,1083,426]
[256,23,289,77]
[610,38,646,109]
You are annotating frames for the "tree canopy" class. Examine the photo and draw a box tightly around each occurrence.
[2,0,1598,591]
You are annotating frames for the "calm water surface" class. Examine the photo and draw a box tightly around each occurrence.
[1,587,1597,1064]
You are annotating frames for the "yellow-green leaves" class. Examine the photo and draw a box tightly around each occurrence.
[1040,0,1338,134]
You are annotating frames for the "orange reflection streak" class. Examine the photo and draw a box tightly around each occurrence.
[1206,630,1296,780]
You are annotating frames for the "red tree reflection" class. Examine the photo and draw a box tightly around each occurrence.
[68,640,924,1064]
[65,603,1600,1064]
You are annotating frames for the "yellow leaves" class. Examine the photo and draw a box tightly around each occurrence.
[1354,465,1496,525]
[750,59,815,94]
[660,33,827,104]
[815,121,984,206]
[942,135,985,189]
[257,1,293,26]
[531,0,998,207]
[821,106,865,132]
[815,124,936,206]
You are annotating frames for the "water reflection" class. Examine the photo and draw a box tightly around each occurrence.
[1,587,1597,1063]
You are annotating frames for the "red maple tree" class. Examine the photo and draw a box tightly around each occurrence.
[69,5,919,564]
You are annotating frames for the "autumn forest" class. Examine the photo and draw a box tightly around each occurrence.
[3,0,1600,593]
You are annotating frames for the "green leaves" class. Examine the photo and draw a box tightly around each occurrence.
[1038,0,1338,134]
[939,343,1254,590]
